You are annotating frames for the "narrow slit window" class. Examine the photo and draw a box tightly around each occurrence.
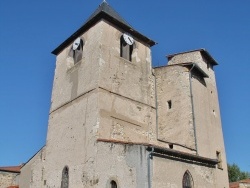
[169,144,173,149]
[167,100,172,109]
[213,110,216,116]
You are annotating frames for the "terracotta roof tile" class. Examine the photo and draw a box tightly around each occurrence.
[0,165,21,173]
[229,182,239,188]
[230,178,250,188]
[239,178,250,183]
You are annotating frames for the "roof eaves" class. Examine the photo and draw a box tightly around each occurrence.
[167,49,218,66]
[200,49,218,66]
[148,146,218,167]
[52,3,156,55]
[97,138,218,167]
[153,62,209,78]
[0,166,21,173]
[182,62,209,78]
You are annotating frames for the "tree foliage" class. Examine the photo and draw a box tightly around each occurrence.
[228,163,250,182]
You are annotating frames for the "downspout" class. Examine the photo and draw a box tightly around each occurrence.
[147,147,154,188]
[189,63,198,155]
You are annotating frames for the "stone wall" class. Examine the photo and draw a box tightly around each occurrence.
[155,65,195,152]
[41,20,156,187]
[19,147,45,188]
[167,50,229,187]
[0,171,19,188]
[152,156,215,188]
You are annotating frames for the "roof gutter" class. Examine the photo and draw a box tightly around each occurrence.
[147,146,218,167]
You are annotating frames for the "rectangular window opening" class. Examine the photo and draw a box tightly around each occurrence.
[167,100,172,109]
[169,144,173,149]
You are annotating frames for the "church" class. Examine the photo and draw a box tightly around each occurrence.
[14,1,229,187]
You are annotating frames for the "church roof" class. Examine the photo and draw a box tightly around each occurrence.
[230,178,250,188]
[167,49,218,66]
[86,1,132,29]
[52,2,156,55]
[0,165,21,173]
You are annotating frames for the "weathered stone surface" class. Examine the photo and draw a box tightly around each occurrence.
[19,7,229,188]
[19,147,45,188]
[0,171,19,188]
[155,65,195,150]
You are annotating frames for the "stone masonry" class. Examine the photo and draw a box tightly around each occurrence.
[19,2,229,188]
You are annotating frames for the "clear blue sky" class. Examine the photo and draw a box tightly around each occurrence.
[0,1,249,172]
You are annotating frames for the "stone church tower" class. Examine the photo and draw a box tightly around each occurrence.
[19,2,229,188]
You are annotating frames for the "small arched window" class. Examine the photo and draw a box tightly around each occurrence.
[69,38,84,64]
[61,166,69,188]
[120,35,133,61]
[110,180,117,188]
[183,170,193,188]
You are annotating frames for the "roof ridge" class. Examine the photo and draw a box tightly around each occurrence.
[52,2,156,55]
[85,1,132,29]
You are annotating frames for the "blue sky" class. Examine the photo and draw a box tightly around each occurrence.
[0,1,249,172]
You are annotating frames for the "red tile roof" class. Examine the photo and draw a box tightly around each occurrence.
[229,182,239,188]
[7,186,19,188]
[230,178,250,188]
[239,178,250,183]
[0,165,21,173]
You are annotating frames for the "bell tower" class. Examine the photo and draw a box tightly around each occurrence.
[43,2,157,187]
